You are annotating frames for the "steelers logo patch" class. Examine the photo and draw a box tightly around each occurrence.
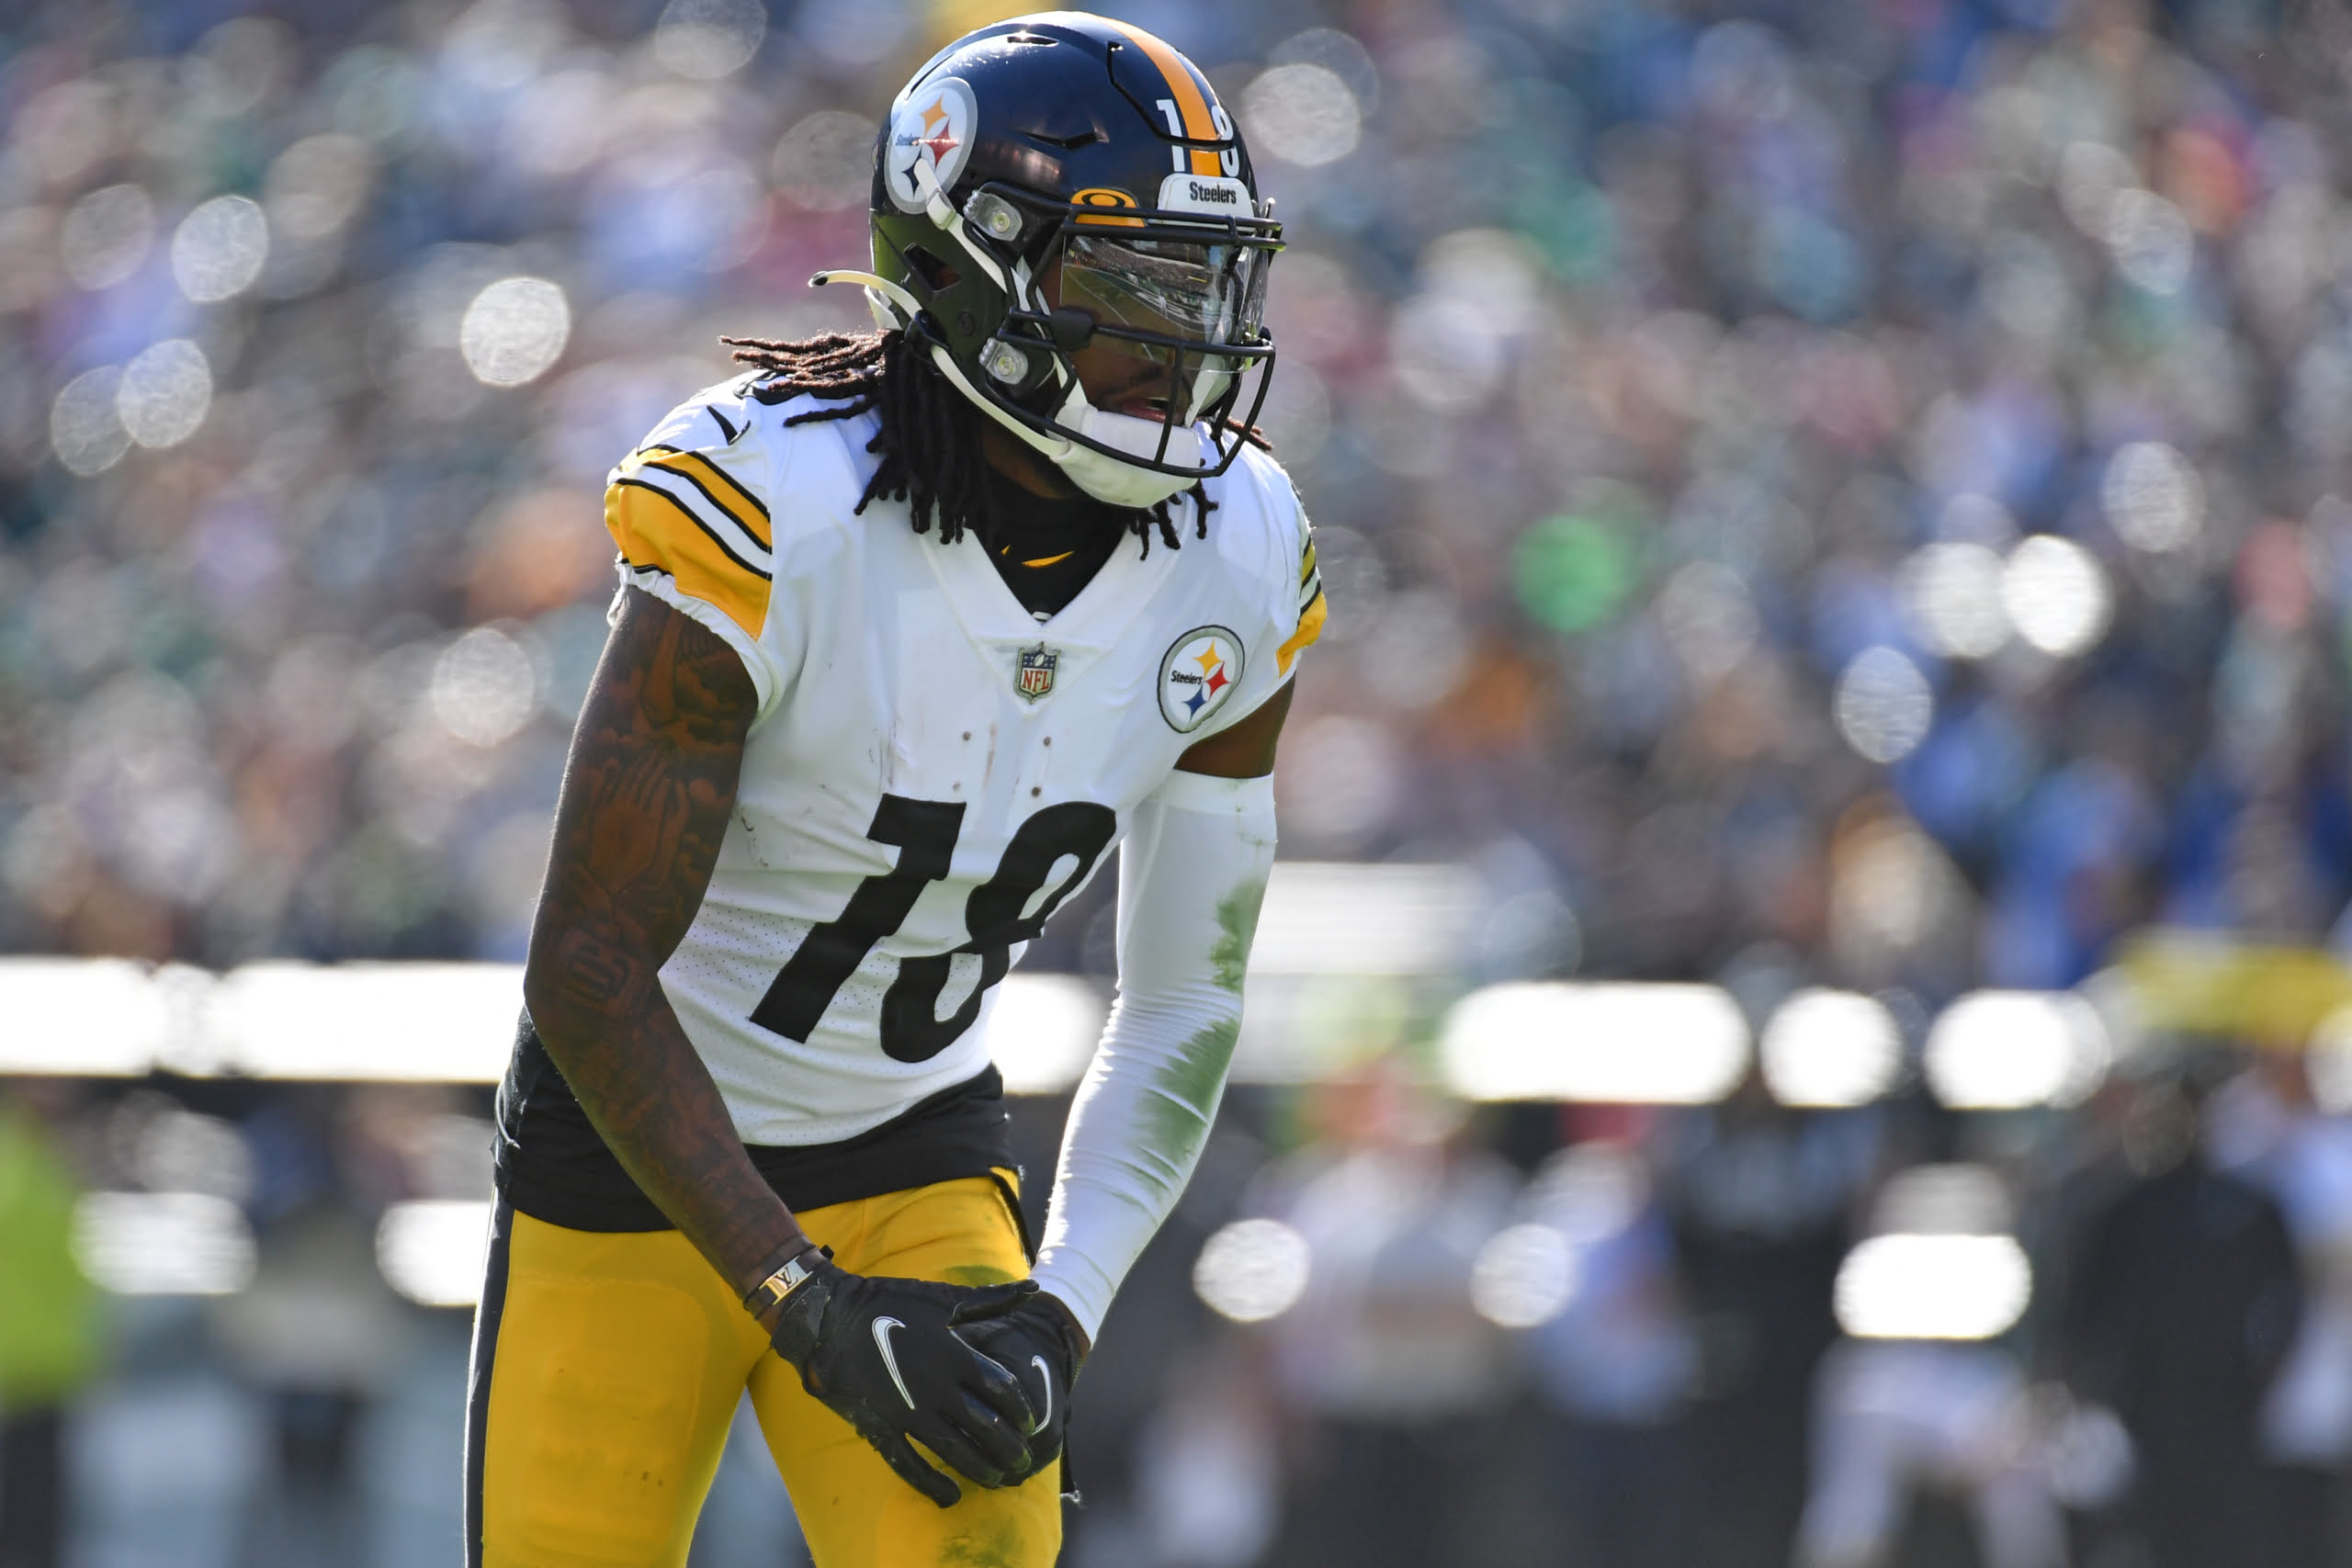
[1159,626,1246,734]
[885,77,977,214]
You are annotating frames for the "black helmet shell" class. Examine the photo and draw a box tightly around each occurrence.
[859,11,1282,491]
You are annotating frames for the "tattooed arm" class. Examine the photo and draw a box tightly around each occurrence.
[521,586,807,1303]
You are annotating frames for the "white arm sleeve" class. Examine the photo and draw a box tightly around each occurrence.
[1027,769,1277,1340]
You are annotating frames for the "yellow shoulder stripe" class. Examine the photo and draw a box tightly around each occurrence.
[1277,589,1327,676]
[618,446,773,549]
[605,482,771,638]
[1299,538,1317,587]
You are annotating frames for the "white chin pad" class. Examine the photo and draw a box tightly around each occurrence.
[1049,400,1215,509]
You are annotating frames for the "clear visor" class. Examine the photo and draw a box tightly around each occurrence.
[1056,234,1271,422]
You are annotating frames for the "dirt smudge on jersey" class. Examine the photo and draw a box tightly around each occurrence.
[734,807,777,867]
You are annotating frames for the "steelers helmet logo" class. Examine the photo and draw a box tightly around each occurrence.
[1159,626,1246,733]
[885,77,977,214]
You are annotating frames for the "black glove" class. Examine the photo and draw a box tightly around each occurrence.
[765,1254,1039,1507]
[950,1287,1090,1486]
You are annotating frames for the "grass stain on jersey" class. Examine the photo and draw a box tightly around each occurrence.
[1132,1017,1240,1204]
[1210,877,1268,994]
[944,1264,1018,1287]
[938,1515,1027,1567]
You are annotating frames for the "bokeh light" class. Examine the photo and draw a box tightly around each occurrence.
[1241,64,1361,167]
[431,627,539,747]
[1923,990,2110,1110]
[1758,988,1903,1109]
[460,276,571,387]
[1830,817,1965,976]
[2107,188,2194,296]
[61,184,153,289]
[73,1191,257,1296]
[1390,292,1508,412]
[2102,442,2203,554]
[1898,543,2007,660]
[266,133,375,241]
[116,340,213,450]
[1441,983,1751,1104]
[377,1200,493,1308]
[1513,515,1634,634]
[2058,141,2134,236]
[172,195,270,303]
[654,0,769,80]
[2001,536,2111,657]
[1531,1143,1648,1245]
[1657,562,1760,681]
[1833,647,1932,764]
[773,111,876,210]
[50,366,130,476]
[1834,1234,2031,1341]
[1193,1218,1312,1323]
[1469,1224,1578,1328]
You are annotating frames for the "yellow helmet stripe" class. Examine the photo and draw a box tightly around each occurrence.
[1104,19,1226,179]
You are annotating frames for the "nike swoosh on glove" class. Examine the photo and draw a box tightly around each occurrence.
[950,1287,1090,1486]
[769,1258,1039,1507]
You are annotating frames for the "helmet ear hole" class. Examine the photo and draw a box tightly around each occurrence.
[903,245,962,293]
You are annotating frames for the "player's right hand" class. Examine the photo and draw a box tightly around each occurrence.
[765,1253,1040,1507]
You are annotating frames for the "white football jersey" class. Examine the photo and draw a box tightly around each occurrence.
[601,377,1326,1145]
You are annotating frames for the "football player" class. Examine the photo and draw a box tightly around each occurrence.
[466,13,1325,1568]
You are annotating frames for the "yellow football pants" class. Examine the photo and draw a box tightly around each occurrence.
[466,1174,1062,1568]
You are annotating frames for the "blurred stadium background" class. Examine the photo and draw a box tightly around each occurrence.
[5,0,2352,1563]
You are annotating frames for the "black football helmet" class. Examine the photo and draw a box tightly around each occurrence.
[817,12,1282,509]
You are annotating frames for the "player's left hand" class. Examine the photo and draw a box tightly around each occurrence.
[951,1286,1090,1484]
[766,1256,1040,1506]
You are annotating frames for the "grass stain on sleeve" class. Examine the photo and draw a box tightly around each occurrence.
[1210,877,1269,995]
[1131,1017,1241,1203]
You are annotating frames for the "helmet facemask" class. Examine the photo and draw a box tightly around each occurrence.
[869,162,1282,510]
[843,17,1284,510]
[1052,231,1270,426]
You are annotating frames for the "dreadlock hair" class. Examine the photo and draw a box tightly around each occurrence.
[719,327,1216,555]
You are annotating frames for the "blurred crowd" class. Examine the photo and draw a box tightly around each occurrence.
[1179,1049,2352,1568]
[2,0,2349,999]
[7,0,2352,1563]
[8,1039,2352,1568]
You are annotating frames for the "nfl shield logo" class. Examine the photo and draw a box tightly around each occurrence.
[1015,644,1058,702]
